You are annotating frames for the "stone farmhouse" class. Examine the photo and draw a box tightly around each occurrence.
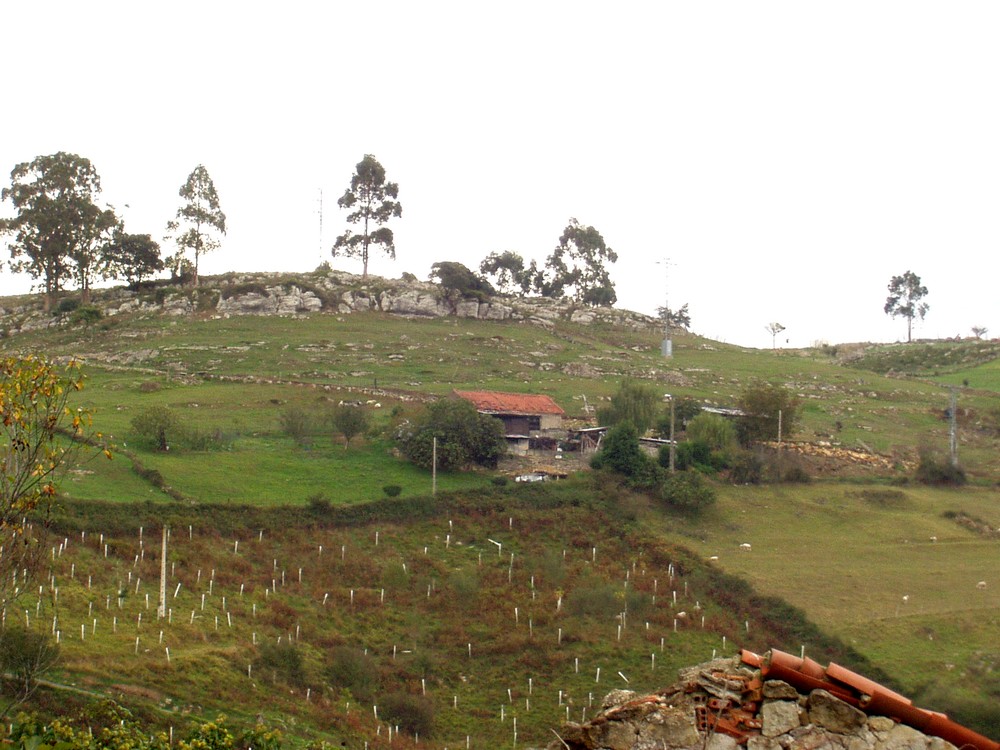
[453,389,566,454]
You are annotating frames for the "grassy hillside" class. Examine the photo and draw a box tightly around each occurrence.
[25,481,887,748]
[1,279,999,744]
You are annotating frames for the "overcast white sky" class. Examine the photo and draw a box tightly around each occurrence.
[2,2,998,348]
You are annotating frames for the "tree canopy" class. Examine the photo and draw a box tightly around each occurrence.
[735,382,801,446]
[332,155,402,279]
[657,303,691,331]
[884,270,929,342]
[479,251,529,295]
[597,379,661,435]
[0,356,107,612]
[399,399,506,471]
[165,165,226,287]
[1,152,117,309]
[100,229,164,288]
[541,218,617,306]
[430,261,494,309]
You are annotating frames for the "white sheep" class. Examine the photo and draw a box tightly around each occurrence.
[977,581,987,590]
[739,543,752,552]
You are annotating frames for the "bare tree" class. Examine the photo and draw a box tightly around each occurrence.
[765,322,786,350]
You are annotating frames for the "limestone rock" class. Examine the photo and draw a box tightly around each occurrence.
[762,700,802,737]
[809,690,867,735]
[635,706,700,749]
[763,679,801,700]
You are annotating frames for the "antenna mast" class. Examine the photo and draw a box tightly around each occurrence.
[318,189,324,261]
[659,257,673,358]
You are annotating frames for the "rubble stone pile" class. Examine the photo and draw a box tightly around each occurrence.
[549,652,996,750]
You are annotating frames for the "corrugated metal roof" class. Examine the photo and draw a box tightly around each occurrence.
[453,390,565,416]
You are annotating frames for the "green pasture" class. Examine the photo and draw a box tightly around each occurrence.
[650,481,1000,706]
[11,303,994,481]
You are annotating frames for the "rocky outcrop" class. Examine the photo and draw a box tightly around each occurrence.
[1,271,662,336]
[549,655,982,750]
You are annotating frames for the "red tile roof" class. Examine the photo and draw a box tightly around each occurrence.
[453,390,565,416]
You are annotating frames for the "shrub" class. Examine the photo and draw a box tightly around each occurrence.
[380,693,434,737]
[596,380,660,435]
[729,451,763,484]
[69,305,103,327]
[54,297,80,315]
[326,647,379,702]
[655,397,703,436]
[915,447,966,486]
[130,405,181,451]
[735,382,801,446]
[591,422,650,478]
[0,627,59,701]
[491,476,509,487]
[399,399,506,471]
[659,471,716,514]
[664,440,712,472]
[280,405,313,447]
[686,412,737,451]
[255,642,306,688]
[382,485,402,498]
[856,488,908,507]
[307,493,331,513]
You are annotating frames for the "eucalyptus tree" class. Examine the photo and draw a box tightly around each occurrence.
[884,270,929,342]
[479,250,528,294]
[543,218,617,306]
[1,152,116,309]
[332,154,402,278]
[165,164,226,287]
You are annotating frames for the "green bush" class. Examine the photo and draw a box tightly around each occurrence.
[729,451,763,484]
[399,399,506,471]
[686,412,737,451]
[280,405,314,447]
[663,440,712,472]
[69,305,103,327]
[54,296,80,315]
[307,493,331,513]
[255,642,307,688]
[382,484,402,497]
[380,693,434,737]
[596,379,660,435]
[130,405,181,451]
[659,471,716,514]
[591,422,650,478]
[326,647,379,702]
[735,382,801,446]
[0,627,59,700]
[915,447,967,486]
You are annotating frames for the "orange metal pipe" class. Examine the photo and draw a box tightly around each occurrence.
[825,662,912,706]
[745,649,1000,750]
